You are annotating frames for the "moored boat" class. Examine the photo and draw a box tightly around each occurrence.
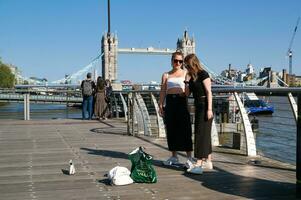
[244,93,274,115]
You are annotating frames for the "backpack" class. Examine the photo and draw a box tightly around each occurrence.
[82,80,93,96]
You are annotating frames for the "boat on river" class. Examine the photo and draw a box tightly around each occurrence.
[244,93,274,115]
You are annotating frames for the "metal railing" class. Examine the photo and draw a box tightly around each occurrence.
[0,88,82,120]
[112,87,301,186]
[0,89,82,103]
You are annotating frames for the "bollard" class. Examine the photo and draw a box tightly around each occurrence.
[297,94,301,198]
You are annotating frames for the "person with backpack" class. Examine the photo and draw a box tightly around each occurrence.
[81,72,96,120]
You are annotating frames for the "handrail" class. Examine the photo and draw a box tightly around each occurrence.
[234,92,256,156]
[119,92,128,122]
[212,87,301,94]
[150,93,166,138]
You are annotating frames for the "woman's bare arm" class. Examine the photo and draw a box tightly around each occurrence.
[203,77,213,120]
[159,73,167,116]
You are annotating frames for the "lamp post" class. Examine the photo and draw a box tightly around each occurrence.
[107,0,111,81]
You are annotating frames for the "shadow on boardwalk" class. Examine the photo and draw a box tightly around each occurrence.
[183,167,297,199]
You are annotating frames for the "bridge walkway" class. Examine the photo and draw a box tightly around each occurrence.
[0,119,297,200]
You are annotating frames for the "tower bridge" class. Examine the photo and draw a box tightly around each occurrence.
[49,30,195,84]
[47,30,281,88]
[101,30,195,81]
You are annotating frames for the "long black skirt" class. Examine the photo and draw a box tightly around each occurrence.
[194,100,213,158]
[164,94,192,151]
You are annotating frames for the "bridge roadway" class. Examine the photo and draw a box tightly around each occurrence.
[0,119,297,200]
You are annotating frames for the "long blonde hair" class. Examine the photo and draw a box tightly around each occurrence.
[184,54,204,80]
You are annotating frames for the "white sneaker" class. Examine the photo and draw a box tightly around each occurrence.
[187,165,203,174]
[202,161,213,170]
[163,156,180,166]
[185,158,195,169]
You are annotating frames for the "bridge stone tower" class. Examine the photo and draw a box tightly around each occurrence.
[177,30,195,56]
[101,33,118,81]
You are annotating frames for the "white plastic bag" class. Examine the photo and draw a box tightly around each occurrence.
[108,166,133,186]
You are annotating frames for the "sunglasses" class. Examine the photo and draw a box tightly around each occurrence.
[173,59,183,64]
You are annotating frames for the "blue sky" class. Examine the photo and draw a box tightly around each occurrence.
[1,0,301,83]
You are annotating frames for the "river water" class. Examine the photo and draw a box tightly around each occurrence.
[0,96,297,165]
[0,102,82,120]
[255,96,296,164]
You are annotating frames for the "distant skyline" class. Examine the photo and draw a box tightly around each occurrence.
[1,0,301,83]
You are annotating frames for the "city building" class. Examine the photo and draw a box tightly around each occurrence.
[281,69,301,86]
[259,67,271,79]
[246,63,256,79]
[7,64,23,84]
[28,77,48,85]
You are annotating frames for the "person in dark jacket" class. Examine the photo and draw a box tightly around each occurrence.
[81,72,95,120]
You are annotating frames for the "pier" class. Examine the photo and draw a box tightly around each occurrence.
[1,1,301,199]
[0,118,297,200]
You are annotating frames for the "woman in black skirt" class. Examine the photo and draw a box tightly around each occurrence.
[159,51,193,168]
[184,53,214,174]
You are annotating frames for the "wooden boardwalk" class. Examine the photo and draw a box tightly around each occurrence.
[0,119,298,200]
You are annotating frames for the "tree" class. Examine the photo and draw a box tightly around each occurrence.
[0,61,15,88]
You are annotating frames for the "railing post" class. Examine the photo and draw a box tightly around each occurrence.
[150,93,166,138]
[233,92,256,156]
[127,92,132,135]
[113,93,119,118]
[23,94,30,120]
[288,92,297,124]
[66,89,69,107]
[119,92,128,122]
[132,92,136,135]
[297,93,301,196]
[135,93,152,136]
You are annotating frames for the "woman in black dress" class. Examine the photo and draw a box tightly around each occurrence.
[184,54,214,174]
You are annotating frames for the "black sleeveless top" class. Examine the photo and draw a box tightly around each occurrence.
[188,70,210,100]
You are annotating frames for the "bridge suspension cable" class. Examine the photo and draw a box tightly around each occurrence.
[51,53,103,84]
[201,61,235,85]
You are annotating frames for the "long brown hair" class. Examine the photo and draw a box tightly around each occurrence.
[184,53,204,80]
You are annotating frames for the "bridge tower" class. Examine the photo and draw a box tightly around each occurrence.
[101,33,118,81]
[177,30,195,56]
